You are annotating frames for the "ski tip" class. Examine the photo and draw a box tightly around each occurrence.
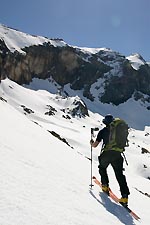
[130,212,141,221]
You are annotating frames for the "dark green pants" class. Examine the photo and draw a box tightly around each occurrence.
[98,150,130,197]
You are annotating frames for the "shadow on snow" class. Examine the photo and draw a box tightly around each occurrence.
[89,190,136,225]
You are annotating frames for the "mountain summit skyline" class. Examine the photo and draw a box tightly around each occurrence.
[0,0,149,61]
[0,24,150,130]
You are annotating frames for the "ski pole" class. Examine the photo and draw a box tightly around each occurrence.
[122,152,128,166]
[89,128,94,188]
[89,127,99,188]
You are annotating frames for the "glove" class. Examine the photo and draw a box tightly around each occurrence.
[90,139,94,145]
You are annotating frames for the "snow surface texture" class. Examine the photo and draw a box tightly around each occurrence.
[126,54,145,70]
[24,77,150,130]
[0,78,150,225]
[0,24,67,54]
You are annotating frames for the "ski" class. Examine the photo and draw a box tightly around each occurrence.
[92,176,140,221]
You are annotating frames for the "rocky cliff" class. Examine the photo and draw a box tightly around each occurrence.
[0,24,150,108]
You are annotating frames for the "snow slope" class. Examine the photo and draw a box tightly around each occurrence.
[0,24,67,54]
[0,78,150,225]
[24,77,150,130]
[126,54,146,70]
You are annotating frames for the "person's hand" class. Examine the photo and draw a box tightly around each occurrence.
[90,139,94,145]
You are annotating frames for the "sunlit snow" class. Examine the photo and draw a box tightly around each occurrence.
[0,78,150,225]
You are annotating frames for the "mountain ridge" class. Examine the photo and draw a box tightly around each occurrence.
[0,24,150,129]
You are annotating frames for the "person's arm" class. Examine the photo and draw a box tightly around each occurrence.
[90,128,104,148]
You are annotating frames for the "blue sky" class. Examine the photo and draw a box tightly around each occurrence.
[0,0,149,60]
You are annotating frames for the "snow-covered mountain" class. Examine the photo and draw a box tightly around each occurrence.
[0,24,150,130]
[0,78,150,225]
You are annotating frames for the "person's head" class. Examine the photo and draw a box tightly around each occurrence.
[102,114,114,126]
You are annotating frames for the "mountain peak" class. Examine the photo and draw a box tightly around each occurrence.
[0,23,67,54]
[0,24,150,129]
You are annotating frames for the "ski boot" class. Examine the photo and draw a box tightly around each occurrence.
[119,195,128,207]
[102,184,109,195]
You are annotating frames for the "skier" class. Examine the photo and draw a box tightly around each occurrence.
[90,114,130,207]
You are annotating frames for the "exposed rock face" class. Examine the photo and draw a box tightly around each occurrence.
[0,32,150,106]
[100,61,150,105]
[0,42,111,100]
[0,39,10,81]
[68,98,89,117]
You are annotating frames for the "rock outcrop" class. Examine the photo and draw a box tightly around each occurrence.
[0,25,150,107]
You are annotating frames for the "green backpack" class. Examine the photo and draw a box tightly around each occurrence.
[105,118,129,152]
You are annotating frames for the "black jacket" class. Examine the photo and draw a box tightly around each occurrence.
[96,126,110,148]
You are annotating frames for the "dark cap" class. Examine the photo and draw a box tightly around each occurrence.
[102,114,114,125]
